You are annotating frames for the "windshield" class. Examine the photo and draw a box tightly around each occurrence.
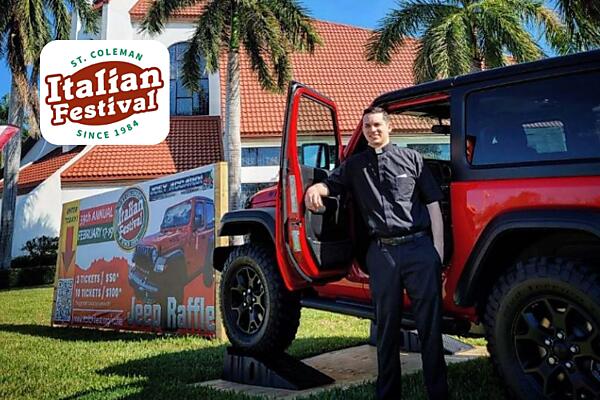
[161,201,192,229]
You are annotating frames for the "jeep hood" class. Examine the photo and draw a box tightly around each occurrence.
[139,229,187,253]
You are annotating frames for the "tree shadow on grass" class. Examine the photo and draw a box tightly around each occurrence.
[0,323,166,342]
[61,336,368,400]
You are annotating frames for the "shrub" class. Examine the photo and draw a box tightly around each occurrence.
[0,266,56,289]
[11,255,33,269]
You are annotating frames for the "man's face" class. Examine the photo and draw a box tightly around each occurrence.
[362,112,391,149]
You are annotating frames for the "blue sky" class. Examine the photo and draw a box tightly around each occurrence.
[0,0,553,98]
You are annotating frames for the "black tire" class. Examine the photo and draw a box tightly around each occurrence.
[484,257,600,400]
[220,243,301,354]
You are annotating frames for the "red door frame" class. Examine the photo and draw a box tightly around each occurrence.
[275,84,351,290]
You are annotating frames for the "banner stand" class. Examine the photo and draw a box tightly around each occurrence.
[51,162,227,339]
[213,162,228,340]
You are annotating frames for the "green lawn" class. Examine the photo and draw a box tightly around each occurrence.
[0,286,507,399]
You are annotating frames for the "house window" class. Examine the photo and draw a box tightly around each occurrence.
[407,143,450,160]
[242,147,281,166]
[169,42,209,116]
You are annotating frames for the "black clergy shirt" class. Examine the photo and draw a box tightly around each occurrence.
[323,142,443,238]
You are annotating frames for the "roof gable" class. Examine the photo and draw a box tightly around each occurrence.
[0,146,85,194]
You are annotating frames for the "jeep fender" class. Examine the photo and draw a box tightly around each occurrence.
[454,209,600,307]
[213,207,276,272]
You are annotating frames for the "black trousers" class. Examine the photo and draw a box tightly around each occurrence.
[367,235,448,400]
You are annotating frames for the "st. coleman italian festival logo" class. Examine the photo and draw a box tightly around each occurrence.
[114,187,149,251]
[40,40,170,144]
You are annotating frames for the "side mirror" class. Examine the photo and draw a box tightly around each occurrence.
[301,143,330,169]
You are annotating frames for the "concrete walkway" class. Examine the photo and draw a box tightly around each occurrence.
[199,344,488,399]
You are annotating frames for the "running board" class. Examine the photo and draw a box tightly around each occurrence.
[301,297,374,319]
[301,297,471,335]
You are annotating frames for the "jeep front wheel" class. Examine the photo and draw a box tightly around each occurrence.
[220,244,301,354]
[484,258,600,400]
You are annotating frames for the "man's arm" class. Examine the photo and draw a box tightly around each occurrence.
[305,159,350,212]
[305,183,329,212]
[426,201,444,261]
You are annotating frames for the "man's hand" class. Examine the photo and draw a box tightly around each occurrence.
[304,183,329,212]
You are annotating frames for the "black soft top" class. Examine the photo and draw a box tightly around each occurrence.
[373,49,600,107]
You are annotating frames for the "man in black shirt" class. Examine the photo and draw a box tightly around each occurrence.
[305,107,448,400]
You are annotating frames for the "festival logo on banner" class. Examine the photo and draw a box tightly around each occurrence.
[40,40,169,144]
[114,187,149,251]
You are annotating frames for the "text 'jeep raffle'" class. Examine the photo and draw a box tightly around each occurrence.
[213,51,600,399]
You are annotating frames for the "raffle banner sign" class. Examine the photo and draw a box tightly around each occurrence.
[51,163,226,336]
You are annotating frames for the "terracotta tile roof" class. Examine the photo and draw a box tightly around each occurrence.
[61,116,223,183]
[0,146,84,194]
[130,0,208,19]
[221,20,429,137]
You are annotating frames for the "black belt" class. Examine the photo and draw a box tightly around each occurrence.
[377,231,428,246]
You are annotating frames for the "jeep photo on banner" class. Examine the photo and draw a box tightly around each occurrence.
[51,163,226,336]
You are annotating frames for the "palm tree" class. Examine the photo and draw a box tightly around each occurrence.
[0,0,98,269]
[141,0,320,217]
[366,0,566,83]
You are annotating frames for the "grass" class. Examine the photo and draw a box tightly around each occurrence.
[0,285,508,399]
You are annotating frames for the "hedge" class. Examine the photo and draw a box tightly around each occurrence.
[0,265,56,289]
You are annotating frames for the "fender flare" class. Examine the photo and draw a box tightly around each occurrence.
[213,208,276,271]
[454,209,600,307]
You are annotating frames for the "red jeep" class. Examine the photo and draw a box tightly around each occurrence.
[214,50,600,399]
[129,196,215,305]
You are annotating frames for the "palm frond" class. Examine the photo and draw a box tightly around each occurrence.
[501,0,571,55]
[555,0,600,51]
[413,12,471,83]
[180,0,228,91]
[18,0,51,63]
[263,0,321,52]
[367,0,461,64]
[140,0,201,35]
[476,0,542,63]
[239,2,288,92]
[66,0,100,34]
[46,0,71,40]
[413,34,438,83]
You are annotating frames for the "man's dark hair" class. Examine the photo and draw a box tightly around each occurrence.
[363,106,390,123]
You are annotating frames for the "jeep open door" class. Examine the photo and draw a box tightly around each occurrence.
[276,82,354,287]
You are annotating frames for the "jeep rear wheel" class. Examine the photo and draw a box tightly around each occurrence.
[484,258,600,400]
[220,244,301,354]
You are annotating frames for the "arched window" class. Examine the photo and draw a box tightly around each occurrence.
[169,42,209,116]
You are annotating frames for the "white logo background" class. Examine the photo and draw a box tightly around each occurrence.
[40,40,170,145]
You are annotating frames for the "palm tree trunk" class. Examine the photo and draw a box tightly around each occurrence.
[224,48,243,244]
[470,59,483,72]
[0,79,23,270]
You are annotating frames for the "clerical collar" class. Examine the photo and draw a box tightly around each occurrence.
[371,142,394,155]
